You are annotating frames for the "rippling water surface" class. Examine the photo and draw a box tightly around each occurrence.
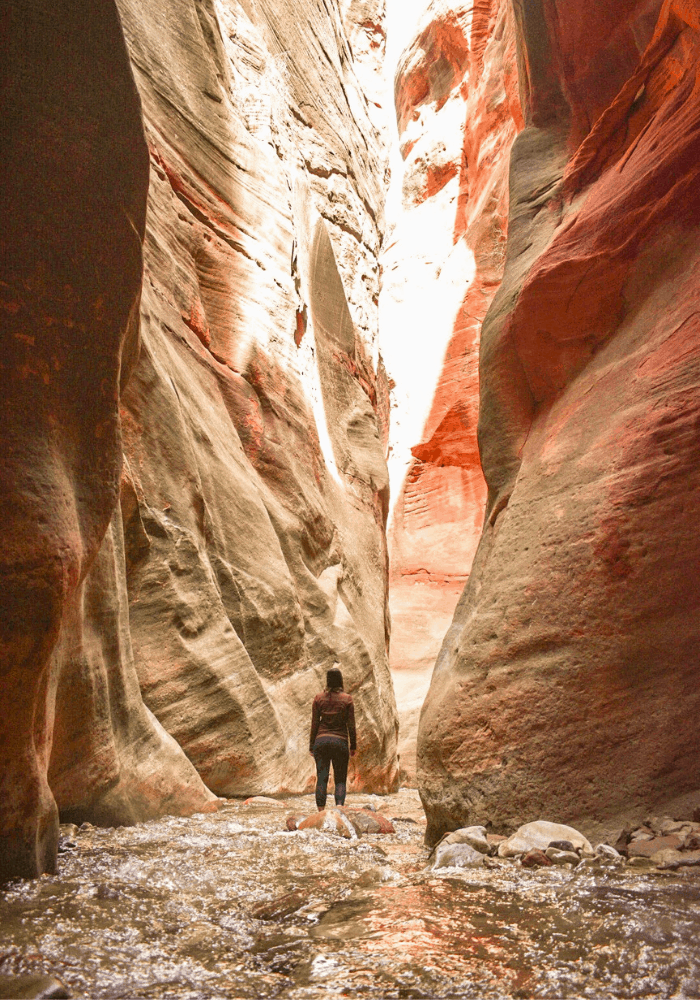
[1,791,700,998]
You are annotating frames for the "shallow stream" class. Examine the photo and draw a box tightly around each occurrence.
[1,790,700,998]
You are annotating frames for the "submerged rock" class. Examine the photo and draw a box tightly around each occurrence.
[545,848,580,866]
[0,976,70,999]
[297,810,357,839]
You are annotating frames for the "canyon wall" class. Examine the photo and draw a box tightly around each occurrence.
[419,0,700,844]
[382,0,521,783]
[1,0,398,880]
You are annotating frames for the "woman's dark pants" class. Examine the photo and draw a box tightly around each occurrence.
[313,739,349,808]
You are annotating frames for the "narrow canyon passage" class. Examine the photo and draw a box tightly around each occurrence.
[2,0,700,996]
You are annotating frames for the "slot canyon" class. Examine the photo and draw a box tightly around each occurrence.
[1,0,699,996]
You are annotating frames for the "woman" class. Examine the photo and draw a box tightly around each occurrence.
[309,667,356,810]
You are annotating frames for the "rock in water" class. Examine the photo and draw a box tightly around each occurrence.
[298,810,357,839]
[418,0,700,845]
[498,822,592,859]
[343,810,395,835]
[521,850,553,870]
[0,976,70,999]
[431,842,484,870]
[545,848,580,866]
[432,826,491,857]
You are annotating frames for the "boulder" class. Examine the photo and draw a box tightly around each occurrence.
[433,826,491,856]
[594,844,622,860]
[683,832,700,851]
[498,822,592,859]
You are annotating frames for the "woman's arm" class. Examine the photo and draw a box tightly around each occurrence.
[309,696,321,751]
[347,698,356,754]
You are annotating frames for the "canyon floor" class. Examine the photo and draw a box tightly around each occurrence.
[1,791,699,999]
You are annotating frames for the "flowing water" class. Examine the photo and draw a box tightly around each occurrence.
[1,790,700,999]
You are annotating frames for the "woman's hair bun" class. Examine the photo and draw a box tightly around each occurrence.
[326,667,344,690]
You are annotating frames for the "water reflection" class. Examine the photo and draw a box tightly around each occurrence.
[1,791,699,998]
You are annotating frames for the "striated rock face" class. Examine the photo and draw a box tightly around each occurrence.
[0,0,206,882]
[1,0,397,879]
[382,0,521,784]
[419,0,700,844]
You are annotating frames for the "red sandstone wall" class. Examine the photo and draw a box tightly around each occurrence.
[419,0,700,844]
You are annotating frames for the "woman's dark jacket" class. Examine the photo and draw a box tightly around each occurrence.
[309,691,356,751]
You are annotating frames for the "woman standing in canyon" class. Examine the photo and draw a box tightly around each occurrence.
[309,668,356,810]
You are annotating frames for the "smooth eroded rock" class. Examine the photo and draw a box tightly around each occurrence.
[498,822,592,859]
[419,0,700,845]
[431,842,485,870]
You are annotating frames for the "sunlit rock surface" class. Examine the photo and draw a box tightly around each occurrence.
[1,0,398,879]
[382,0,521,784]
[419,0,700,844]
